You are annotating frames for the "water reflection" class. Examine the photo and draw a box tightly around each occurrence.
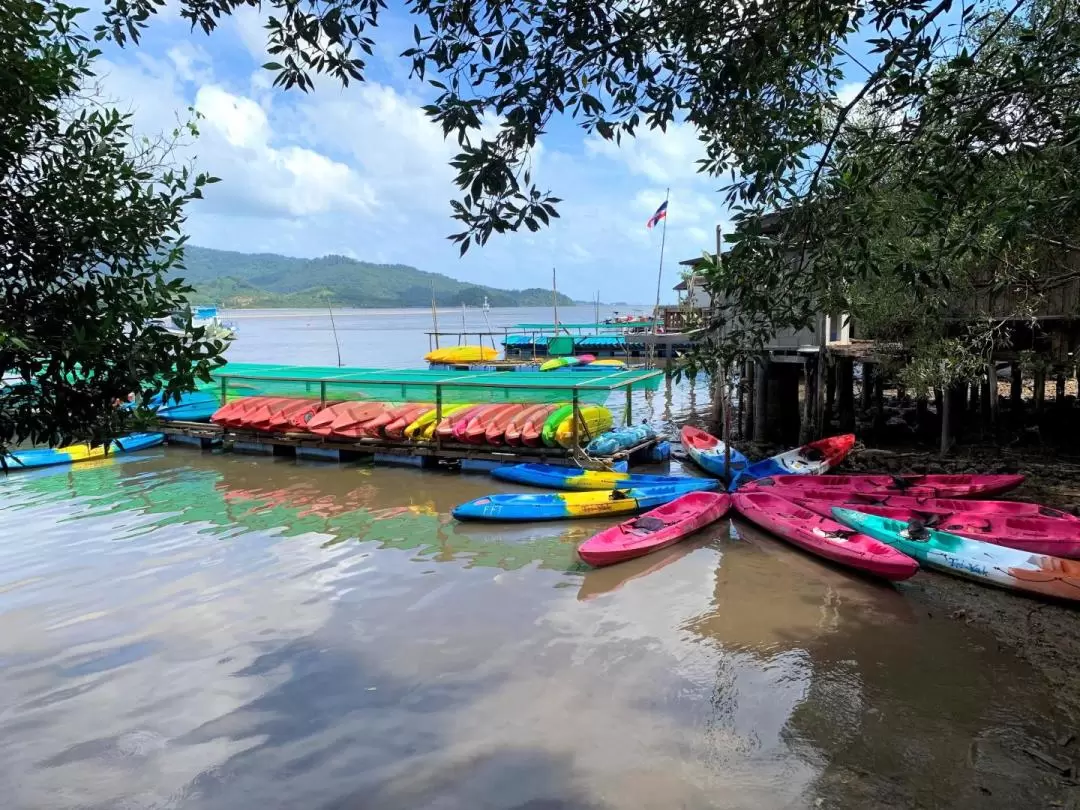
[0,447,1068,808]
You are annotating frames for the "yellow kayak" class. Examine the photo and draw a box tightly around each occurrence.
[554,406,613,448]
[405,404,473,440]
[589,359,627,368]
[424,346,499,364]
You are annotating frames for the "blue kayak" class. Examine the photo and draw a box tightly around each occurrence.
[681,425,749,480]
[153,391,220,422]
[586,424,657,455]
[491,462,717,492]
[452,484,701,521]
[4,432,165,470]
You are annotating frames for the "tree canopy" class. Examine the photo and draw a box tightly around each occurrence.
[97,0,1080,385]
[1,0,226,454]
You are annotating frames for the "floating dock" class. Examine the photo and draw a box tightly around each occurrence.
[160,363,666,471]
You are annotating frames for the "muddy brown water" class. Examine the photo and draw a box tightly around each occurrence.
[0,309,1074,808]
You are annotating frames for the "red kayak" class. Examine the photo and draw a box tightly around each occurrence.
[243,398,323,432]
[782,488,1078,520]
[459,403,524,444]
[435,404,485,441]
[791,497,1080,558]
[349,402,428,439]
[331,402,396,439]
[212,396,289,428]
[732,491,919,581]
[742,473,1024,499]
[305,401,379,437]
[483,403,528,445]
[382,404,433,440]
[517,404,562,447]
[578,492,732,566]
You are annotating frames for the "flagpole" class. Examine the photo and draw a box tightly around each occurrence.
[651,188,670,337]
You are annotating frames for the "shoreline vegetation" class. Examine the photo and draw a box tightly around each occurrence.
[175,245,582,309]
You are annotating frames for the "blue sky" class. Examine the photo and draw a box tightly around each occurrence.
[91,5,737,303]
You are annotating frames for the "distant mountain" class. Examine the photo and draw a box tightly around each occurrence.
[171,246,577,309]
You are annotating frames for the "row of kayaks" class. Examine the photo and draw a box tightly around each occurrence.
[453,462,1080,602]
[208,397,622,449]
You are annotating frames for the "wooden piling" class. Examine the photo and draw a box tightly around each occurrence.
[824,357,836,428]
[873,369,885,436]
[860,362,874,415]
[1057,370,1067,406]
[1034,367,1047,414]
[837,357,855,433]
[799,355,815,444]
[741,360,755,439]
[1010,364,1023,424]
[940,386,953,455]
[753,357,769,443]
[987,362,998,427]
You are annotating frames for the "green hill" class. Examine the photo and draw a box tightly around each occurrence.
[170,246,576,308]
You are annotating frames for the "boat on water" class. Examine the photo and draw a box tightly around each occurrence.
[491,463,717,492]
[452,483,706,521]
[681,425,749,480]
[742,473,1025,499]
[729,434,855,489]
[3,432,165,471]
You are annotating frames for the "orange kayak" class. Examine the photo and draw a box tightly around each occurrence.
[460,403,525,444]
[243,399,323,432]
[212,396,290,428]
[383,404,434,439]
[482,403,528,445]
[504,403,552,446]
[331,402,396,439]
[521,404,562,447]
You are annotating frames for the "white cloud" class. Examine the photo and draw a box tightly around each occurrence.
[585,122,709,184]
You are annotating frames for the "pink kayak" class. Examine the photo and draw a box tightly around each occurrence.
[780,488,1079,521]
[245,399,323,432]
[742,473,1024,499]
[791,497,1080,558]
[732,491,919,581]
[578,492,731,566]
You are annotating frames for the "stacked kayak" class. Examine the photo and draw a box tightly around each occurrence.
[425,345,498,364]
[833,508,1080,601]
[553,405,613,447]
[578,492,731,566]
[453,483,705,521]
[539,355,595,371]
[150,391,220,422]
[732,491,919,581]
[212,396,294,428]
[742,473,1024,499]
[4,432,165,471]
[586,424,657,455]
[491,463,717,492]
[681,425,749,480]
[729,434,855,489]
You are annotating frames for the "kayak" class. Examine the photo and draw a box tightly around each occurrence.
[503,404,551,446]
[153,391,220,422]
[742,473,1025,499]
[779,488,1079,520]
[4,432,165,471]
[681,425,750,480]
[792,498,1080,558]
[359,403,431,439]
[425,345,498,364]
[452,403,499,442]
[481,403,528,445]
[586,424,657,456]
[452,484,705,521]
[832,508,1080,601]
[436,404,487,441]
[539,404,575,446]
[283,400,326,432]
[552,406,614,448]
[539,355,595,372]
[212,396,291,428]
[460,403,524,444]
[578,491,732,566]
[520,404,565,447]
[331,402,399,439]
[384,404,434,439]
[305,401,378,437]
[730,433,855,489]
[405,404,471,440]
[732,491,919,581]
[242,398,322,432]
[588,359,627,368]
[490,463,719,492]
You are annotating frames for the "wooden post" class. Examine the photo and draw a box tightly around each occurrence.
[873,369,885,436]
[220,375,228,406]
[572,388,580,448]
[860,362,874,414]
[741,359,755,439]
[987,362,998,427]
[968,380,980,418]
[979,374,991,426]
[625,385,633,426]
[799,355,815,444]
[916,396,929,434]
[434,384,443,448]
[940,386,952,455]
[824,357,836,426]
[837,357,855,432]
[1010,363,1023,423]
[753,357,769,443]
[1057,370,1067,407]
[1034,368,1046,414]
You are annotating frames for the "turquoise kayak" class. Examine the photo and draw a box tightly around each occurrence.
[152,391,220,422]
[4,432,165,471]
[490,463,717,492]
[586,424,657,455]
[452,484,701,521]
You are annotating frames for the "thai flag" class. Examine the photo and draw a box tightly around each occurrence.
[646,200,668,229]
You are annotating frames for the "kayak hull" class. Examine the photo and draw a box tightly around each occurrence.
[453,484,705,521]
[780,489,1079,521]
[578,492,731,566]
[490,463,719,492]
[681,425,749,480]
[5,432,165,470]
[732,491,918,580]
[730,433,855,489]
[743,473,1025,499]
[832,508,1080,601]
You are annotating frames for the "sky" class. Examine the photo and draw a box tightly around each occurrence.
[89,4,737,304]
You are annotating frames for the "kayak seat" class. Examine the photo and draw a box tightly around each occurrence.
[631,516,667,532]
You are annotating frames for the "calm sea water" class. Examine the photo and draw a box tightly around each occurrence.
[0,308,1065,808]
